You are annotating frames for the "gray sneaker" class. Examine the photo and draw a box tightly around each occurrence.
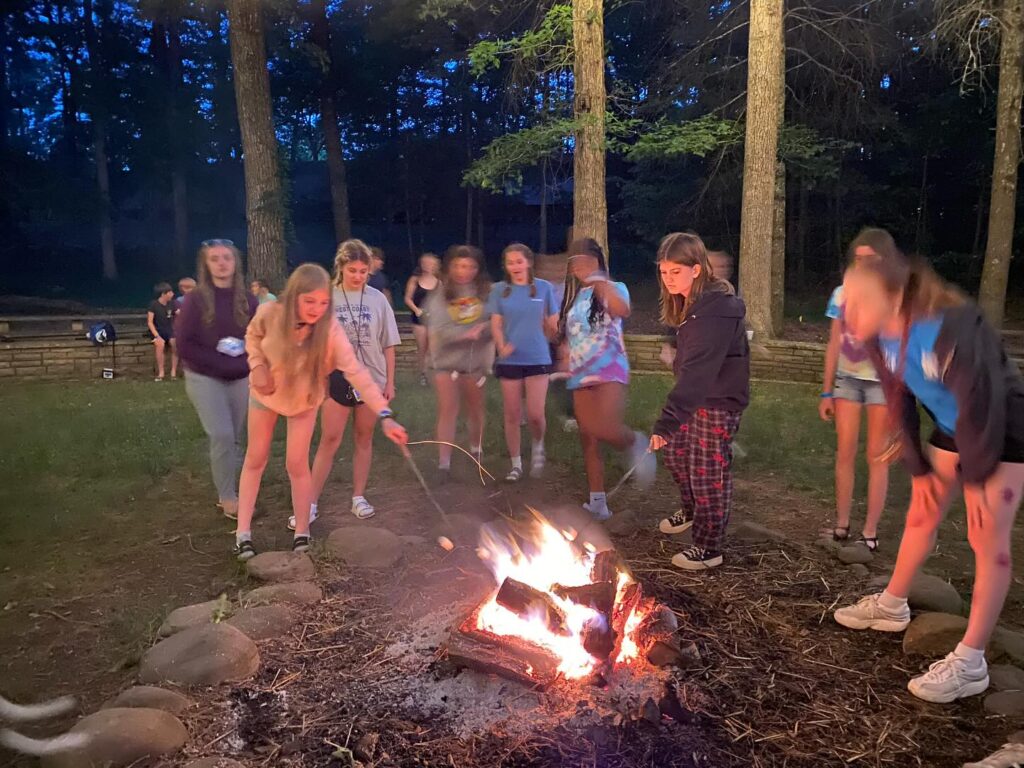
[833,593,911,632]
[908,653,989,703]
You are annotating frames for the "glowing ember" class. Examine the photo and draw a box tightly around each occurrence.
[615,604,646,663]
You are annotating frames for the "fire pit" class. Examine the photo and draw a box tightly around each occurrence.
[444,510,688,690]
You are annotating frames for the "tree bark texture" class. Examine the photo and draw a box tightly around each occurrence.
[738,0,785,338]
[310,0,351,244]
[979,0,1023,327]
[228,0,287,289]
[769,14,785,336]
[83,0,117,280]
[572,0,609,258]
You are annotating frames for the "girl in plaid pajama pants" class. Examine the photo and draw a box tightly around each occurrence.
[649,233,751,570]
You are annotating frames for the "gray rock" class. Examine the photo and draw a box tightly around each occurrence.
[102,686,193,715]
[847,564,870,577]
[185,760,247,768]
[226,604,298,641]
[815,536,841,554]
[907,574,963,615]
[246,552,315,583]
[326,526,404,568]
[902,612,968,657]
[139,623,259,687]
[41,707,187,768]
[992,628,1024,666]
[158,599,230,638]
[243,581,322,607]
[837,544,873,565]
[733,521,787,543]
[868,573,891,589]
[990,665,1024,692]
[985,691,1024,716]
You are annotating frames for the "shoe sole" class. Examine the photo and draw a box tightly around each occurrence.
[907,675,989,704]
[833,613,910,632]
[352,511,376,520]
[659,520,693,535]
[287,516,318,531]
[672,555,723,570]
[236,552,256,562]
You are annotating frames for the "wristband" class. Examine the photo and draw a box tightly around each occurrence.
[378,409,394,420]
[820,392,834,399]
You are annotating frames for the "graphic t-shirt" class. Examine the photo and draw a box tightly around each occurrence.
[332,286,401,388]
[487,279,558,366]
[566,282,630,390]
[423,286,493,374]
[148,299,175,338]
[879,316,957,435]
[826,285,879,381]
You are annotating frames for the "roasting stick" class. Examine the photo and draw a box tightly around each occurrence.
[605,448,653,502]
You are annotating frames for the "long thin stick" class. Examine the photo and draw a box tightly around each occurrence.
[400,445,450,525]
[406,440,495,483]
[606,449,651,501]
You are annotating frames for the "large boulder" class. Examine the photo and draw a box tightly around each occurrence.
[837,545,873,565]
[102,686,194,716]
[902,613,969,657]
[246,552,315,583]
[226,604,298,641]
[243,581,322,607]
[41,708,187,768]
[907,574,963,616]
[992,628,1024,666]
[990,665,1024,692]
[326,526,403,568]
[158,599,230,638]
[139,623,259,687]
[985,691,1024,717]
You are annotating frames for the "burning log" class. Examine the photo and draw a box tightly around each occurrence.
[552,581,615,614]
[581,613,615,660]
[631,603,697,668]
[444,632,560,689]
[495,578,569,635]
[591,549,626,584]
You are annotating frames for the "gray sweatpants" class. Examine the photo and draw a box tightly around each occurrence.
[184,370,249,503]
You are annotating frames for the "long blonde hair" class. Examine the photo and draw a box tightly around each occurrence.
[277,263,334,405]
[657,232,730,325]
[194,240,250,328]
[333,239,373,287]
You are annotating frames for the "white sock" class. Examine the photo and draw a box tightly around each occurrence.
[532,440,545,457]
[310,502,318,518]
[236,531,252,546]
[470,445,482,455]
[954,642,985,666]
[439,459,451,470]
[588,492,608,510]
[511,456,522,471]
[352,495,366,505]
[878,590,908,611]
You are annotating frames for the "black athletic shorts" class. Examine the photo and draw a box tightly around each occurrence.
[328,370,364,408]
[494,363,552,380]
[928,429,1024,465]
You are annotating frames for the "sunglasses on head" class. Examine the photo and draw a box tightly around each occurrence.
[201,238,235,247]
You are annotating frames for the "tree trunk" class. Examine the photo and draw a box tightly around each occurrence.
[738,0,785,338]
[83,0,117,280]
[973,179,987,255]
[0,13,8,152]
[310,0,351,244]
[979,0,1024,327]
[915,155,929,254]
[769,13,786,336]
[227,0,287,288]
[572,0,608,258]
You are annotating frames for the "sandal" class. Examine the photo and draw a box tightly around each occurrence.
[857,536,879,552]
[292,535,311,553]
[832,526,850,542]
[505,466,524,483]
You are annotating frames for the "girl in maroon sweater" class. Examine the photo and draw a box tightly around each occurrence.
[175,239,258,519]
[649,233,750,570]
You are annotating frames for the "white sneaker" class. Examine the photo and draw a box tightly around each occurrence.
[833,593,911,632]
[583,501,612,521]
[287,504,319,532]
[351,497,376,520]
[908,653,990,703]
[659,509,693,534]
[963,743,1024,768]
[630,431,657,489]
[529,452,545,478]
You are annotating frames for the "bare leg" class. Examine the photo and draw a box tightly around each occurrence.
[309,399,352,505]
[413,325,429,374]
[285,408,319,537]
[236,405,279,536]
[961,463,1024,649]
[863,404,891,539]
[574,388,606,493]
[434,373,461,467]
[832,398,862,532]
[886,447,960,598]
[153,338,166,378]
[523,374,549,446]
[169,338,179,378]
[576,383,632,450]
[500,378,524,460]
[351,405,377,497]
[460,375,485,450]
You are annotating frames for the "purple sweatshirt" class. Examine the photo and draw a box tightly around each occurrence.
[175,287,258,380]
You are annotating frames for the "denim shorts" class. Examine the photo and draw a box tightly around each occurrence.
[834,374,886,406]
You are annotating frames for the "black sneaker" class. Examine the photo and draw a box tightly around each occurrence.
[233,540,257,562]
[659,508,694,535]
[292,535,311,553]
[671,545,722,570]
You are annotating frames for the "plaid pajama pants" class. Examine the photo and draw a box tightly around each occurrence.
[662,408,742,553]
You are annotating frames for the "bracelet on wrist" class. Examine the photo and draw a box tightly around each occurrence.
[820,392,834,399]
[378,409,394,420]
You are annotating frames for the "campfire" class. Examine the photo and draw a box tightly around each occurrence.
[444,510,688,689]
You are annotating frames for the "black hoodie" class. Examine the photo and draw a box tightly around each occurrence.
[653,287,751,438]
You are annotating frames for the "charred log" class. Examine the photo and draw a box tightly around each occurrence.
[552,581,615,614]
[495,578,569,635]
[591,549,626,584]
[444,631,559,689]
[581,612,615,660]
